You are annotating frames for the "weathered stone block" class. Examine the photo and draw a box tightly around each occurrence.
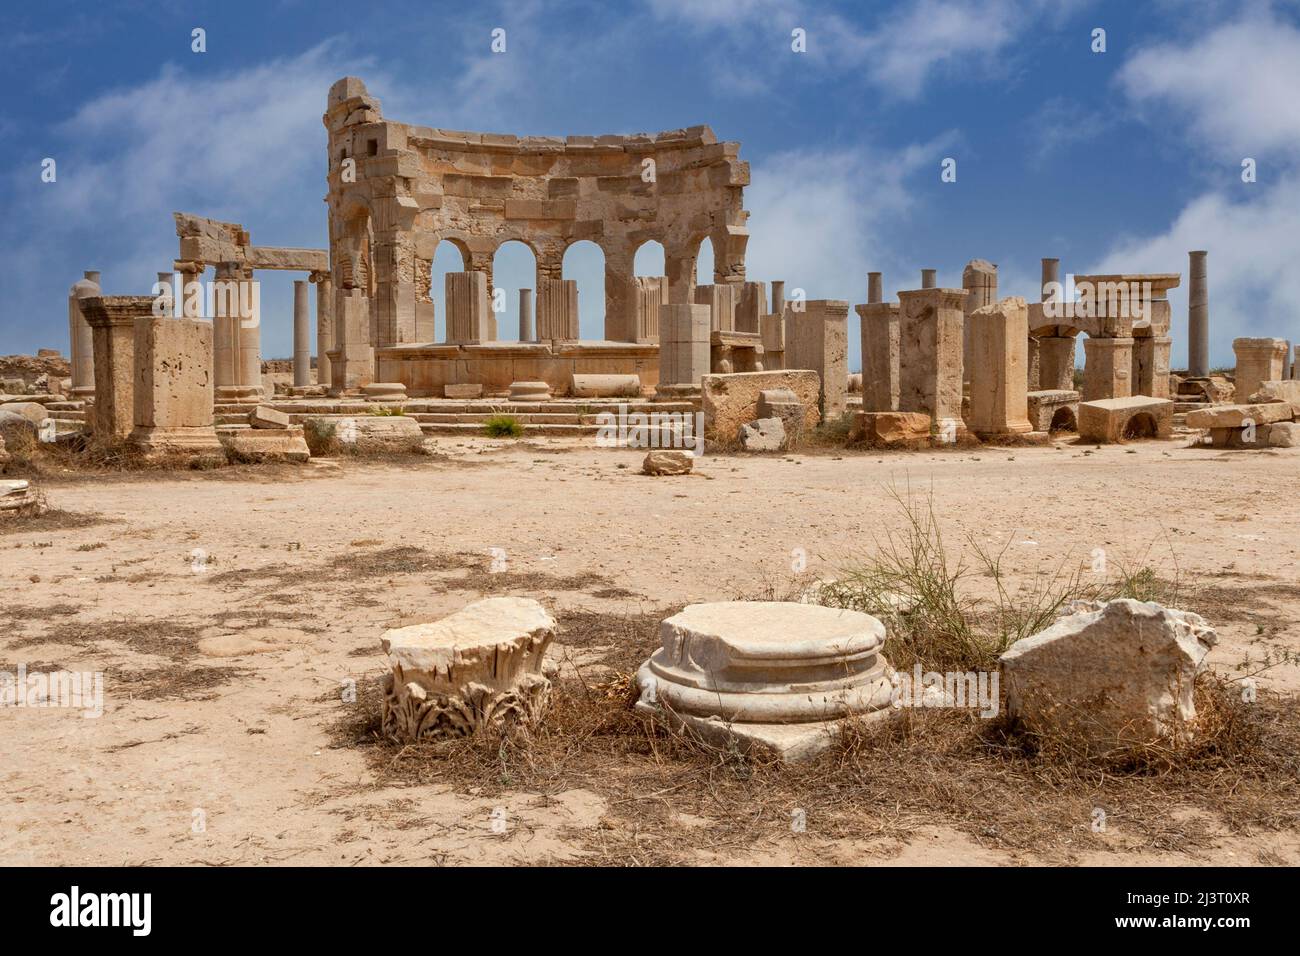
[702,370,820,444]
[1077,396,1172,443]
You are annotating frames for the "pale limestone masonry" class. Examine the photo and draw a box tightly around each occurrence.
[631,276,667,343]
[82,295,153,439]
[1077,396,1173,443]
[324,76,749,350]
[537,277,579,342]
[330,289,375,394]
[695,283,738,332]
[518,288,534,342]
[445,271,492,344]
[702,370,820,444]
[967,296,1032,437]
[961,259,997,386]
[293,279,311,387]
[381,597,555,742]
[857,298,900,412]
[897,287,966,433]
[658,303,711,392]
[128,316,222,457]
[1188,251,1209,378]
[784,299,848,421]
[1233,338,1288,403]
[636,602,896,762]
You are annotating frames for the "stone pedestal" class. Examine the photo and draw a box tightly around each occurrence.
[695,283,739,332]
[635,602,896,763]
[128,317,223,457]
[330,289,375,395]
[537,277,579,342]
[856,301,900,412]
[968,296,1032,437]
[658,303,711,390]
[1082,336,1134,401]
[380,597,555,742]
[1233,337,1288,402]
[82,296,153,439]
[897,287,967,432]
[736,280,766,335]
[784,299,848,421]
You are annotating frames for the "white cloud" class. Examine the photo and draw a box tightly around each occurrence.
[1087,7,1300,367]
[647,0,1087,99]
[1118,8,1300,158]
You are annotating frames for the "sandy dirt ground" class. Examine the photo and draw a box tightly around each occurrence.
[3,434,1299,866]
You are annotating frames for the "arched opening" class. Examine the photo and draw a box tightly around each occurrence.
[430,239,467,343]
[562,240,605,341]
[1050,406,1077,433]
[695,236,715,287]
[1122,412,1158,441]
[634,240,665,278]
[492,240,537,342]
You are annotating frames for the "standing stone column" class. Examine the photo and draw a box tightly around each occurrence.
[236,267,262,400]
[968,296,1032,437]
[1038,335,1078,391]
[311,272,334,388]
[293,279,311,387]
[771,280,786,316]
[129,315,222,456]
[897,287,967,432]
[657,303,711,395]
[1188,251,1209,378]
[537,277,579,342]
[82,296,152,439]
[213,264,261,403]
[867,272,883,304]
[445,271,492,344]
[1041,258,1060,301]
[176,261,204,319]
[921,269,937,289]
[785,300,849,421]
[519,289,534,342]
[68,271,101,399]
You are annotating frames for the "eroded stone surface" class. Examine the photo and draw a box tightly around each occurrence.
[642,449,693,475]
[1000,599,1216,754]
[381,597,555,742]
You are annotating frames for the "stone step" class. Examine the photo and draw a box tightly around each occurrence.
[419,422,600,437]
[46,410,86,422]
[409,412,587,425]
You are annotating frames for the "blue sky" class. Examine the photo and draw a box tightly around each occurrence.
[4,0,1299,370]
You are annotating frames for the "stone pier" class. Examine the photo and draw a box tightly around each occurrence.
[1233,337,1288,401]
[785,299,848,421]
[897,287,967,434]
[962,259,997,387]
[82,296,153,439]
[1082,337,1134,402]
[129,316,222,457]
[657,303,711,396]
[329,289,375,394]
[967,296,1032,438]
[633,276,668,342]
[1188,251,1209,378]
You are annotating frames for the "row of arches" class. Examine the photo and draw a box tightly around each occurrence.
[420,237,718,343]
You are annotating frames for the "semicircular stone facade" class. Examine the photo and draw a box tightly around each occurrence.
[324,76,750,349]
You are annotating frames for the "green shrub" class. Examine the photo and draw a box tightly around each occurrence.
[483,415,524,438]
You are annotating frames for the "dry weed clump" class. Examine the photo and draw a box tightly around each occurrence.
[332,588,1300,863]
